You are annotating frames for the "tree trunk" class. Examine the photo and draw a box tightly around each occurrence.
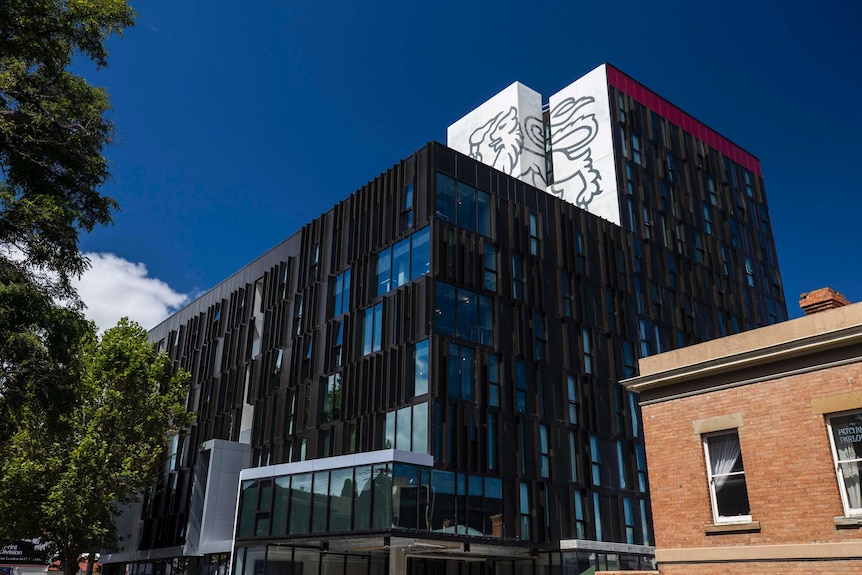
[63,548,79,575]
[85,553,96,575]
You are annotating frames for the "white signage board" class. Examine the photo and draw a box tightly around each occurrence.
[548,64,621,226]
[447,82,547,189]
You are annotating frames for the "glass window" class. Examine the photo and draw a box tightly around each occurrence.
[512,255,524,300]
[590,435,601,486]
[402,182,414,228]
[561,272,573,318]
[573,489,586,539]
[329,468,353,531]
[447,343,474,401]
[330,269,351,318]
[529,212,540,256]
[457,289,477,341]
[436,173,492,237]
[411,226,431,277]
[483,243,497,292]
[392,237,411,290]
[321,373,342,422]
[376,247,392,296]
[519,483,531,540]
[353,466,372,530]
[540,425,550,478]
[311,471,329,533]
[631,133,642,165]
[238,480,257,538]
[582,328,593,374]
[434,282,493,346]
[371,464,392,529]
[457,182,477,232]
[534,313,546,361]
[375,228,431,297]
[414,339,429,396]
[567,375,578,425]
[635,444,648,493]
[396,406,411,450]
[289,473,312,534]
[435,282,457,337]
[515,360,527,413]
[436,173,456,222]
[477,190,491,236]
[413,402,428,454]
[384,411,395,449]
[827,411,862,516]
[703,430,751,523]
[488,354,500,407]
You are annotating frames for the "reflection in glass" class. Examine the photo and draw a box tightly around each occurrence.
[311,471,329,533]
[414,340,429,396]
[329,468,353,532]
[412,403,428,454]
[288,473,311,534]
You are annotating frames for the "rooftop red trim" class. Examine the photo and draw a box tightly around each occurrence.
[605,64,762,177]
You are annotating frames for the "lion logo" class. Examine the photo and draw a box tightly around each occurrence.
[548,96,603,209]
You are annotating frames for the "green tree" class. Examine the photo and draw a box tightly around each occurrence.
[0,0,135,293]
[0,318,192,575]
[0,0,136,431]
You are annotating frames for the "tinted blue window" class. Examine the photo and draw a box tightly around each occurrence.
[457,182,477,231]
[436,174,456,222]
[376,247,391,296]
[435,282,457,337]
[411,226,431,278]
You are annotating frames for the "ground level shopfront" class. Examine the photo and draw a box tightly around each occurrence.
[103,450,654,575]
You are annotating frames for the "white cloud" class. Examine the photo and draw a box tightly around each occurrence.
[74,253,189,332]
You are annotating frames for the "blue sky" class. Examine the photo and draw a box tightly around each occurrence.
[75,0,862,328]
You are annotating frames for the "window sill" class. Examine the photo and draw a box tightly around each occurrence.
[704,520,761,535]
[834,516,862,529]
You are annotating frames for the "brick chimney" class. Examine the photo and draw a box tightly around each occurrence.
[799,287,850,315]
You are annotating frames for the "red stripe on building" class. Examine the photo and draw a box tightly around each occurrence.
[606,65,762,177]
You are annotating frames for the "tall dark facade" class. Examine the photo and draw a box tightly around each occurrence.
[102,64,786,575]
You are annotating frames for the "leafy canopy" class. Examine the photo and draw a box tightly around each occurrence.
[0,0,135,293]
[0,0,135,445]
[0,318,192,575]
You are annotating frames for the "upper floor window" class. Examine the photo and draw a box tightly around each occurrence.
[435,173,491,236]
[402,182,414,229]
[435,281,494,346]
[376,226,430,296]
[826,411,862,516]
[362,302,383,355]
[447,343,474,401]
[703,430,751,524]
[529,212,541,256]
[330,269,351,318]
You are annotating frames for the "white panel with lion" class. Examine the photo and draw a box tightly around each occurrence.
[548,64,621,226]
[447,82,546,189]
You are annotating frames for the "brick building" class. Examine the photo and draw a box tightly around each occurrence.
[624,288,862,574]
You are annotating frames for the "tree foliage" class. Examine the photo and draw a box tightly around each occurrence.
[0,0,135,292]
[0,318,192,575]
[0,0,136,506]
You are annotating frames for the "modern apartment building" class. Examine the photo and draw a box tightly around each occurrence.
[101,63,786,575]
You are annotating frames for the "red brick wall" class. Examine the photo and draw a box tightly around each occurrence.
[642,361,862,552]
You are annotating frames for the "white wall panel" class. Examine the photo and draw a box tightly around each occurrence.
[548,64,621,226]
[447,82,547,188]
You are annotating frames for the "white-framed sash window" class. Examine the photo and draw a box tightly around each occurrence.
[826,411,862,516]
[703,429,751,524]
